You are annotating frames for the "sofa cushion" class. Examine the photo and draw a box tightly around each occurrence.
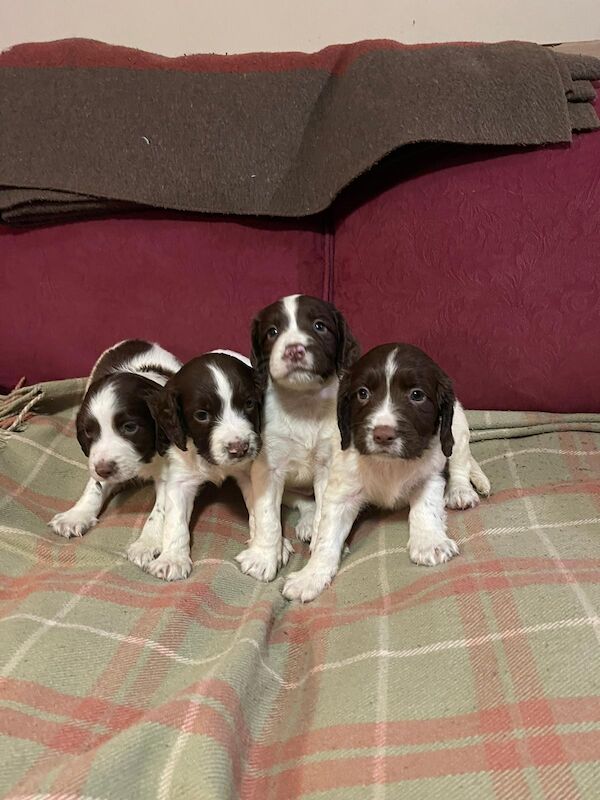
[332,94,600,412]
[0,215,326,390]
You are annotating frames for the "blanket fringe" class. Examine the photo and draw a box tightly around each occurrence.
[0,381,44,445]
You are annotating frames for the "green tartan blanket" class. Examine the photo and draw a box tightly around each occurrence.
[1,379,600,799]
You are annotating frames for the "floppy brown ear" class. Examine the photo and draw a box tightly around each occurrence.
[334,310,360,375]
[337,372,353,450]
[75,408,91,457]
[437,371,456,458]
[147,386,187,454]
[250,316,270,394]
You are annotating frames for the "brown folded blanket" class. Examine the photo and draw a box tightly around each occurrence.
[1,38,599,225]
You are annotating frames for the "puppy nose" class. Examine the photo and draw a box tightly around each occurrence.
[373,426,398,445]
[283,344,306,363]
[95,460,117,479]
[227,439,250,459]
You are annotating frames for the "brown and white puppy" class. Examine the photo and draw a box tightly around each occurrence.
[146,351,263,581]
[49,340,181,558]
[282,343,490,602]
[235,294,360,582]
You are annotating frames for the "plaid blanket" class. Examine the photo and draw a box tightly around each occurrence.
[1,378,600,798]
[1,38,600,225]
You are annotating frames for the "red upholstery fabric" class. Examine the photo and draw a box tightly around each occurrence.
[0,215,326,391]
[332,104,600,412]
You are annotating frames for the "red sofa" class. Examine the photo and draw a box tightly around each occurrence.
[1,71,599,414]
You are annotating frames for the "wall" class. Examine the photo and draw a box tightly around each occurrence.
[2,1,600,56]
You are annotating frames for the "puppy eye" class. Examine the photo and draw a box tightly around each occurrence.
[121,421,139,435]
[245,399,255,411]
[313,320,326,333]
[194,410,210,422]
[410,389,426,402]
[357,387,370,402]
[266,327,278,339]
[84,426,95,438]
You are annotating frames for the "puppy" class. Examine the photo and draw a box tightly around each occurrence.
[146,351,262,581]
[282,343,490,602]
[235,294,361,582]
[49,340,181,565]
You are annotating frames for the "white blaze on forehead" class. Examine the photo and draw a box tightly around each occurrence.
[87,382,140,478]
[369,347,399,430]
[208,362,254,460]
[269,294,315,384]
[282,295,304,340]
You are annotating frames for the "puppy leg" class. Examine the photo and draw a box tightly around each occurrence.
[235,456,291,582]
[127,477,167,570]
[409,473,459,566]
[283,490,362,603]
[308,463,330,553]
[147,474,200,581]
[283,490,316,544]
[236,471,256,541]
[445,402,490,509]
[49,478,113,538]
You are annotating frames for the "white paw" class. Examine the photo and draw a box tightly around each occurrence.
[127,540,161,570]
[472,471,491,497]
[282,565,333,602]
[445,483,480,510]
[147,552,192,581]
[235,538,294,582]
[409,533,459,566]
[49,509,98,538]
[295,508,316,543]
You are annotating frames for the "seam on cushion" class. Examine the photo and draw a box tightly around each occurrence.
[322,209,335,302]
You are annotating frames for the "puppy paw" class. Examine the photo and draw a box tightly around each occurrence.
[127,540,161,570]
[471,469,491,498]
[49,510,98,538]
[445,483,480,510]
[295,508,315,543]
[282,565,333,602]
[235,539,293,582]
[409,533,459,566]
[147,552,192,581]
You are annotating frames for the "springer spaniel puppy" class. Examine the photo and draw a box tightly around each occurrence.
[49,339,181,566]
[282,343,490,602]
[235,294,361,582]
[146,351,263,581]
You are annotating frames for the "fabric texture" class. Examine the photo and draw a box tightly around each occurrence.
[1,378,600,798]
[0,214,327,393]
[1,38,599,225]
[332,92,600,414]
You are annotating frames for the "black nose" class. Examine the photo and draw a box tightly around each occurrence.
[227,440,250,459]
[95,460,117,479]
[373,426,398,445]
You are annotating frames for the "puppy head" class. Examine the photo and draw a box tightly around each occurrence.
[148,353,262,467]
[76,373,163,484]
[250,294,360,392]
[337,343,455,459]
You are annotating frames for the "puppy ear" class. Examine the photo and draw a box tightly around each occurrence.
[437,371,456,458]
[337,371,353,450]
[147,386,187,454]
[334,310,360,375]
[75,409,91,457]
[250,316,269,394]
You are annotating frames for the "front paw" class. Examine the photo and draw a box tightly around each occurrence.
[147,552,192,581]
[282,565,332,602]
[295,508,315,543]
[409,532,459,566]
[127,540,161,570]
[49,509,98,538]
[235,538,293,582]
[445,483,480,510]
